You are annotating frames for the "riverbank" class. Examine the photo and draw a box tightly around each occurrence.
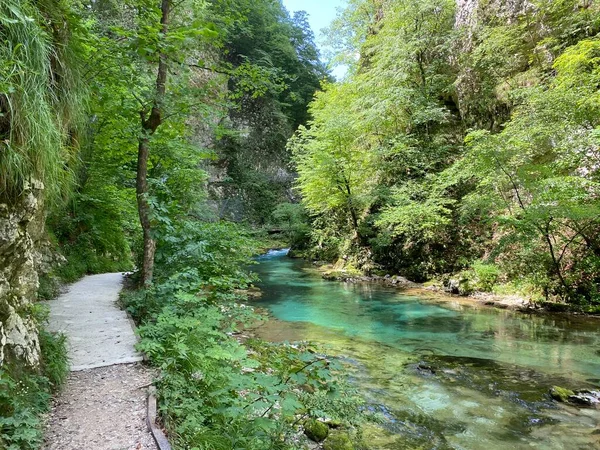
[251,251,600,450]
[310,262,600,317]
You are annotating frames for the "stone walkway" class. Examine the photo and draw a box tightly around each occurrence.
[44,273,155,450]
[45,273,142,370]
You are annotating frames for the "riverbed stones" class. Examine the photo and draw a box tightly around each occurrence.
[568,390,600,408]
[550,386,600,408]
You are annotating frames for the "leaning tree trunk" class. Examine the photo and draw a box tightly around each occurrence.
[136,0,170,286]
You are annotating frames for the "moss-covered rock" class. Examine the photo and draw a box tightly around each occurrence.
[304,419,329,442]
[0,180,46,369]
[323,431,355,450]
[550,386,574,402]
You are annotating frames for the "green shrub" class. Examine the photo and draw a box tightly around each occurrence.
[0,328,68,450]
[0,370,50,450]
[122,220,368,449]
[472,262,500,292]
[39,330,69,388]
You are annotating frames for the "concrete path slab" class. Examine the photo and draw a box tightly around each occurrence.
[46,273,143,371]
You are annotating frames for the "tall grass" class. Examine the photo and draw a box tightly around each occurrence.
[0,0,85,204]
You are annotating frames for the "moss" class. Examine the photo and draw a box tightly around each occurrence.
[304,419,329,442]
[550,386,574,402]
[323,431,355,450]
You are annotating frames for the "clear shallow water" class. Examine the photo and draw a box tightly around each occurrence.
[252,250,600,450]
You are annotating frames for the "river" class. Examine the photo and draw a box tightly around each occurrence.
[252,249,600,450]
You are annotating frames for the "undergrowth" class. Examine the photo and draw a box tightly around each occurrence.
[122,220,370,449]
[0,313,69,450]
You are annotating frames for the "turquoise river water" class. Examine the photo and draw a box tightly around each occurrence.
[252,250,600,450]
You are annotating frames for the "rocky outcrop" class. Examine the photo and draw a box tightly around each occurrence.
[453,0,534,127]
[0,180,45,368]
[455,0,479,28]
[455,0,530,29]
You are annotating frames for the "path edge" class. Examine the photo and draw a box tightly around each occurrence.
[119,277,172,450]
[147,386,172,450]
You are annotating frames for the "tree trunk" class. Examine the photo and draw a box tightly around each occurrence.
[344,180,361,240]
[137,136,156,285]
[543,219,572,300]
[136,0,170,286]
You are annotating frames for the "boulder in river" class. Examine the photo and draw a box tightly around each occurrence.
[568,390,600,408]
[550,386,575,402]
[416,362,437,376]
[550,386,600,408]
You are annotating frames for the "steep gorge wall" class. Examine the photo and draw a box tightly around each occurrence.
[453,0,533,128]
[455,0,530,27]
[0,181,45,369]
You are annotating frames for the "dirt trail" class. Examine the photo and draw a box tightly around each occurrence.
[43,273,156,450]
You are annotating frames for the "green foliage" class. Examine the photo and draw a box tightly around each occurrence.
[122,220,368,448]
[38,329,69,391]
[376,182,455,242]
[207,0,329,224]
[272,202,311,249]
[471,262,500,293]
[456,261,501,293]
[0,370,50,450]
[49,186,136,282]
[292,0,462,274]
[461,37,600,302]
[292,0,600,306]
[37,273,61,301]
[0,328,68,450]
[0,0,84,202]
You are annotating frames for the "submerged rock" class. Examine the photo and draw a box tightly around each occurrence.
[304,419,329,442]
[568,390,600,408]
[550,386,574,402]
[416,362,437,376]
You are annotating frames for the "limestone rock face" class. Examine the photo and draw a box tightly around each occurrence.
[453,0,534,125]
[0,180,45,368]
[455,0,479,28]
[455,0,530,29]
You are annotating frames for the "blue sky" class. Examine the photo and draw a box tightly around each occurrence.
[282,0,347,79]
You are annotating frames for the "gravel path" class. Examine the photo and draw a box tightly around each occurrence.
[44,273,157,449]
[43,364,156,450]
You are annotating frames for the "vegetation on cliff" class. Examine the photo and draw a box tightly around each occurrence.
[291,0,600,310]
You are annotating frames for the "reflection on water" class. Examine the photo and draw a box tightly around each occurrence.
[252,251,600,449]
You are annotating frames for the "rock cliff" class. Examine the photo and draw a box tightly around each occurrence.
[0,180,45,369]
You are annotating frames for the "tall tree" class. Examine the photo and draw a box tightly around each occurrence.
[137,0,170,285]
